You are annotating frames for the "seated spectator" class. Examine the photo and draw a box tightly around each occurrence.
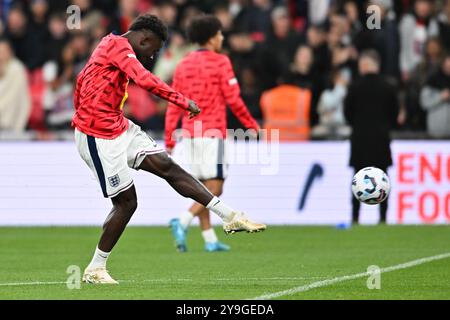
[0,38,31,132]
[42,45,76,130]
[312,68,351,139]
[420,53,450,138]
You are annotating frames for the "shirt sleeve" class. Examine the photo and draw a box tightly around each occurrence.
[219,56,259,130]
[110,40,190,110]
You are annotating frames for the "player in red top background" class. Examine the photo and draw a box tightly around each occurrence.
[165,15,260,253]
[72,14,266,283]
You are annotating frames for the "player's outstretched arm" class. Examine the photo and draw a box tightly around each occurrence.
[111,44,192,111]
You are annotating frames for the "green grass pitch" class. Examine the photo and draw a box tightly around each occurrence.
[1,225,450,299]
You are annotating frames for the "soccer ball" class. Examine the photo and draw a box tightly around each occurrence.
[352,167,390,205]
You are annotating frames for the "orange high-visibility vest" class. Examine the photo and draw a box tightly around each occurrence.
[260,85,311,141]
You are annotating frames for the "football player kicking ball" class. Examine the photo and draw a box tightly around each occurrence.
[165,15,260,252]
[72,14,266,284]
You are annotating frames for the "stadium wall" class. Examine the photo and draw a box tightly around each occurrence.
[0,140,449,226]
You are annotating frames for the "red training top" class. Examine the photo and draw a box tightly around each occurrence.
[72,34,190,139]
[165,49,259,149]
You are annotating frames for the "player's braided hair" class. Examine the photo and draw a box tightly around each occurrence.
[129,14,168,42]
[187,14,222,45]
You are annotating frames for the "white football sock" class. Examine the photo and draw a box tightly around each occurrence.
[179,211,194,230]
[202,228,218,244]
[206,196,234,222]
[86,247,110,270]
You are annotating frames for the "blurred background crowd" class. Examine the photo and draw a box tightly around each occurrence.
[0,0,449,140]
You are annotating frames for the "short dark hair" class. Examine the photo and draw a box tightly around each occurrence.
[187,14,222,45]
[129,14,168,42]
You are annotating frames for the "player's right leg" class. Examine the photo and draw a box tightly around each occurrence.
[138,152,266,234]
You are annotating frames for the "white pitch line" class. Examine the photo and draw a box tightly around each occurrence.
[0,276,320,287]
[0,281,67,287]
[250,252,450,300]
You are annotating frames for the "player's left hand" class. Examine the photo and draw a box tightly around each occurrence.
[187,100,201,119]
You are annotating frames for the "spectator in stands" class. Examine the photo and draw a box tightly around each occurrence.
[70,32,90,75]
[283,45,322,126]
[239,66,263,122]
[232,0,273,37]
[46,12,69,62]
[71,0,103,36]
[228,66,263,129]
[354,0,400,81]
[30,0,50,63]
[258,6,302,90]
[436,0,450,51]
[312,68,351,139]
[213,4,233,49]
[307,23,331,79]
[5,6,43,70]
[42,44,75,130]
[178,5,202,31]
[308,0,331,26]
[405,37,443,131]
[343,0,363,40]
[153,30,193,83]
[0,38,31,132]
[327,14,358,74]
[344,50,399,225]
[154,0,178,29]
[0,0,445,138]
[420,53,450,138]
[399,0,438,83]
[107,0,139,34]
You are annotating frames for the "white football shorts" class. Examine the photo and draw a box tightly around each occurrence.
[75,120,164,198]
[183,137,228,181]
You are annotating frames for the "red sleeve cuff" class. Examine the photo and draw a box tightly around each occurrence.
[165,139,176,150]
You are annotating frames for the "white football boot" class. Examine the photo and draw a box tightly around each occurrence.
[223,212,267,234]
[82,267,118,284]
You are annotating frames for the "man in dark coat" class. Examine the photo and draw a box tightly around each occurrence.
[344,50,399,224]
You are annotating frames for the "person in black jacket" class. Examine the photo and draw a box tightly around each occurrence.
[344,50,399,225]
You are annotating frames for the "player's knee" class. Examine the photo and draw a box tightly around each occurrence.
[125,198,138,214]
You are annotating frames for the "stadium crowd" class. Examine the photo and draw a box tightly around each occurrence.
[0,0,449,139]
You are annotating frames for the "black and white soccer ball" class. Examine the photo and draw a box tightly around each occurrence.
[352,167,390,205]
